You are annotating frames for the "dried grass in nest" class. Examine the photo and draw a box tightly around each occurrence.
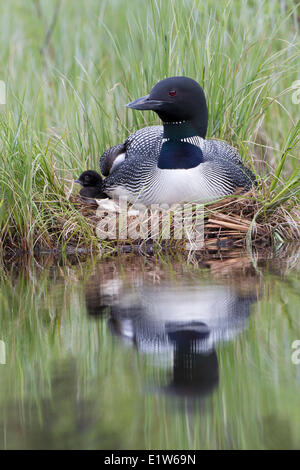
[203,189,264,249]
[67,187,300,252]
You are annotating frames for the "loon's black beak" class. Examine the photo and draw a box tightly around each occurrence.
[74,179,83,185]
[126,94,165,111]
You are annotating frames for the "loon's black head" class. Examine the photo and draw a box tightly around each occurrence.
[75,170,102,187]
[126,76,208,138]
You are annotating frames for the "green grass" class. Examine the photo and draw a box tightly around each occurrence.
[0,0,299,255]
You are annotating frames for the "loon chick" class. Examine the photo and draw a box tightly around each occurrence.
[75,170,107,201]
[100,76,256,205]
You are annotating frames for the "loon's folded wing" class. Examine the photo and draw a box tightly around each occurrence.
[203,139,257,187]
[203,139,243,164]
[100,142,127,177]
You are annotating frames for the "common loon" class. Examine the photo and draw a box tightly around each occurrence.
[100,76,256,205]
[75,170,107,201]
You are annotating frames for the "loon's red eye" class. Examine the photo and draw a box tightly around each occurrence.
[169,90,176,96]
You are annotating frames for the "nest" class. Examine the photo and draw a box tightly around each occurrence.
[69,188,299,254]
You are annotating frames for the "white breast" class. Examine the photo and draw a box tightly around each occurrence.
[108,164,228,206]
[142,165,228,205]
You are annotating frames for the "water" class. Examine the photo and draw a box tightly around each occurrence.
[0,249,299,449]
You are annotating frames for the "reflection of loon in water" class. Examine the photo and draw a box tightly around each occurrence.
[85,281,256,399]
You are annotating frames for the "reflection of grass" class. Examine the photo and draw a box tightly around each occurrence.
[0,0,299,257]
[0,256,299,449]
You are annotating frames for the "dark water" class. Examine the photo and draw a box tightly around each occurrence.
[0,248,299,449]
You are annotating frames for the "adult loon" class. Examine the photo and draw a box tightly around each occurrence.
[100,76,256,205]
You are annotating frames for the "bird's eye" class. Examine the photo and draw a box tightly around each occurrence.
[169,90,176,97]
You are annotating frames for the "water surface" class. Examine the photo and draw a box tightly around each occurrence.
[0,249,299,449]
